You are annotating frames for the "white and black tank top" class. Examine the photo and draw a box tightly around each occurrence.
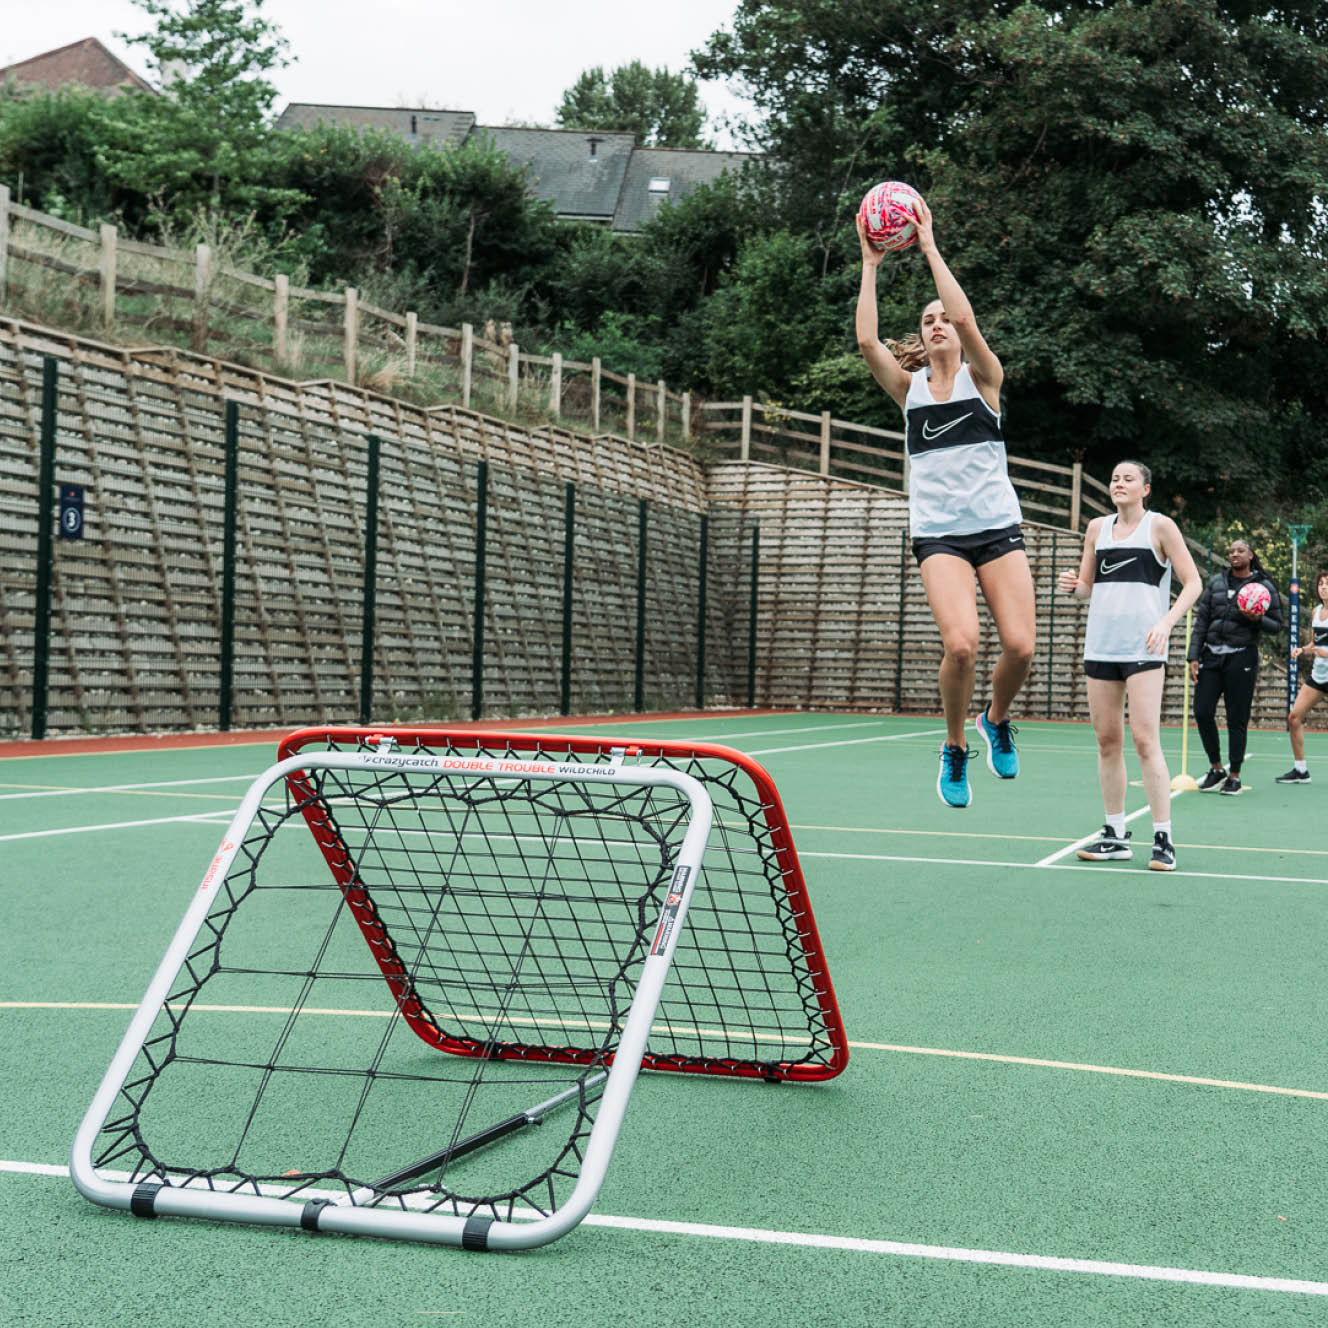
[1083,511,1173,662]
[1312,606,1328,685]
[904,365,1022,540]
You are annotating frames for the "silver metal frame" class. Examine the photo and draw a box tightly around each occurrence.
[70,751,713,1250]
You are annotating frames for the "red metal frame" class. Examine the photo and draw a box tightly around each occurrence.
[278,725,849,1083]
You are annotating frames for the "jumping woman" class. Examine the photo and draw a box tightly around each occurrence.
[856,197,1036,808]
[1058,461,1202,871]
[1276,569,1328,784]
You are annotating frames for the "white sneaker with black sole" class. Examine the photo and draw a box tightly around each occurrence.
[1076,827,1132,862]
[1149,831,1176,871]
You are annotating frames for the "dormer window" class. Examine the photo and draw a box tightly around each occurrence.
[587,136,602,161]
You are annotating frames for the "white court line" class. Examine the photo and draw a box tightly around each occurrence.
[0,774,256,801]
[1035,790,1181,867]
[10,1000,1327,1103]
[2,1160,1323,1296]
[0,811,237,842]
[747,727,944,756]
[802,849,1328,887]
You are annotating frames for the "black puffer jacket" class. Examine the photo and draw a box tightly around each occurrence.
[1188,569,1285,660]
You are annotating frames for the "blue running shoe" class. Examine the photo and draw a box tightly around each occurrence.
[976,706,1019,779]
[937,743,974,808]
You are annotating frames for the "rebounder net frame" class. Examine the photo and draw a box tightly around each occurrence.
[71,729,847,1251]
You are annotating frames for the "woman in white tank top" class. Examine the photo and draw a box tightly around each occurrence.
[855,195,1036,809]
[1057,461,1202,871]
[1278,570,1328,784]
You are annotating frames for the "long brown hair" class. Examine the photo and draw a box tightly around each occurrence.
[885,334,928,372]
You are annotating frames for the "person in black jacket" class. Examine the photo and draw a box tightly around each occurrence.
[1187,539,1284,794]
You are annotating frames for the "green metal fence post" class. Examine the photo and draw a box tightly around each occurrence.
[31,357,57,740]
[218,400,239,731]
[695,510,709,710]
[471,459,488,721]
[560,481,574,716]
[747,523,760,708]
[359,434,381,725]
[634,499,647,712]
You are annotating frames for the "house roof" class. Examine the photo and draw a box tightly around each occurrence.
[469,127,637,222]
[611,146,761,232]
[275,103,475,147]
[0,37,153,96]
[271,103,763,229]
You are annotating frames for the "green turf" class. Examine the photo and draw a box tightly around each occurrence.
[4,715,1328,1326]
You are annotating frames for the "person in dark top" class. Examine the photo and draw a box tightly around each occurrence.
[1187,538,1284,795]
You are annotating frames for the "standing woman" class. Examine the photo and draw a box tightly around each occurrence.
[1276,569,1328,784]
[1058,461,1202,870]
[856,198,1036,808]
[1187,539,1284,795]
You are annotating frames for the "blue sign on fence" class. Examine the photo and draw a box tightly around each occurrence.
[59,484,84,540]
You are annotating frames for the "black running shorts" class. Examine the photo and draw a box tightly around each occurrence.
[912,523,1026,568]
[1084,659,1165,681]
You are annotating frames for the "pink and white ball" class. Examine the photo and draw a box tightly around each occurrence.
[858,181,923,252]
[1236,582,1272,616]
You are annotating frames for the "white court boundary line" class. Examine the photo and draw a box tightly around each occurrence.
[7,1001,1327,1102]
[1,1160,1323,1296]
[0,774,257,801]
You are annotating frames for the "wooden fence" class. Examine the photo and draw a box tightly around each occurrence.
[1,185,1112,534]
[0,185,697,447]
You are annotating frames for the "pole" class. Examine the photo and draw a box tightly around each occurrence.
[695,510,709,709]
[218,400,239,731]
[894,529,907,712]
[359,434,381,725]
[471,459,488,721]
[1170,609,1199,791]
[634,499,647,712]
[1048,530,1057,718]
[560,481,575,716]
[747,523,760,708]
[1288,525,1310,716]
[31,357,58,740]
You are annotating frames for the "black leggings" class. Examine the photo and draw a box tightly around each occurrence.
[1194,647,1259,773]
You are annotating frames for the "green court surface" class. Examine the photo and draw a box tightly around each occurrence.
[4,713,1328,1327]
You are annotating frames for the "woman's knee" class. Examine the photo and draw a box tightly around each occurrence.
[1001,634,1036,668]
[1131,728,1161,761]
[942,632,980,667]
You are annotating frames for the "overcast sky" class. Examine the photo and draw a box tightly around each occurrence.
[2,1,756,148]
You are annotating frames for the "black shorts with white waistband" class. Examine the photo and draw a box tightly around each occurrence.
[1304,674,1328,695]
[1084,659,1165,681]
[912,523,1025,568]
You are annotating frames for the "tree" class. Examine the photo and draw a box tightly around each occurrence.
[696,0,1328,514]
[556,61,708,148]
[98,0,297,223]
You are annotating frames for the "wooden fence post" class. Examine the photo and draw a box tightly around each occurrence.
[681,390,691,444]
[273,273,288,362]
[98,224,118,328]
[626,372,636,440]
[343,286,358,384]
[591,357,601,432]
[550,351,562,418]
[191,242,211,352]
[1070,460,1083,531]
[740,395,753,461]
[461,322,473,407]
[508,342,520,411]
[405,311,417,379]
[657,379,666,443]
[0,184,9,305]
[819,411,832,476]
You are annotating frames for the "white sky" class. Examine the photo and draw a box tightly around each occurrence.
[2,1,756,148]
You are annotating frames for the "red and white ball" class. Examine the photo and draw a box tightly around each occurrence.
[1236,582,1272,616]
[858,181,923,252]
